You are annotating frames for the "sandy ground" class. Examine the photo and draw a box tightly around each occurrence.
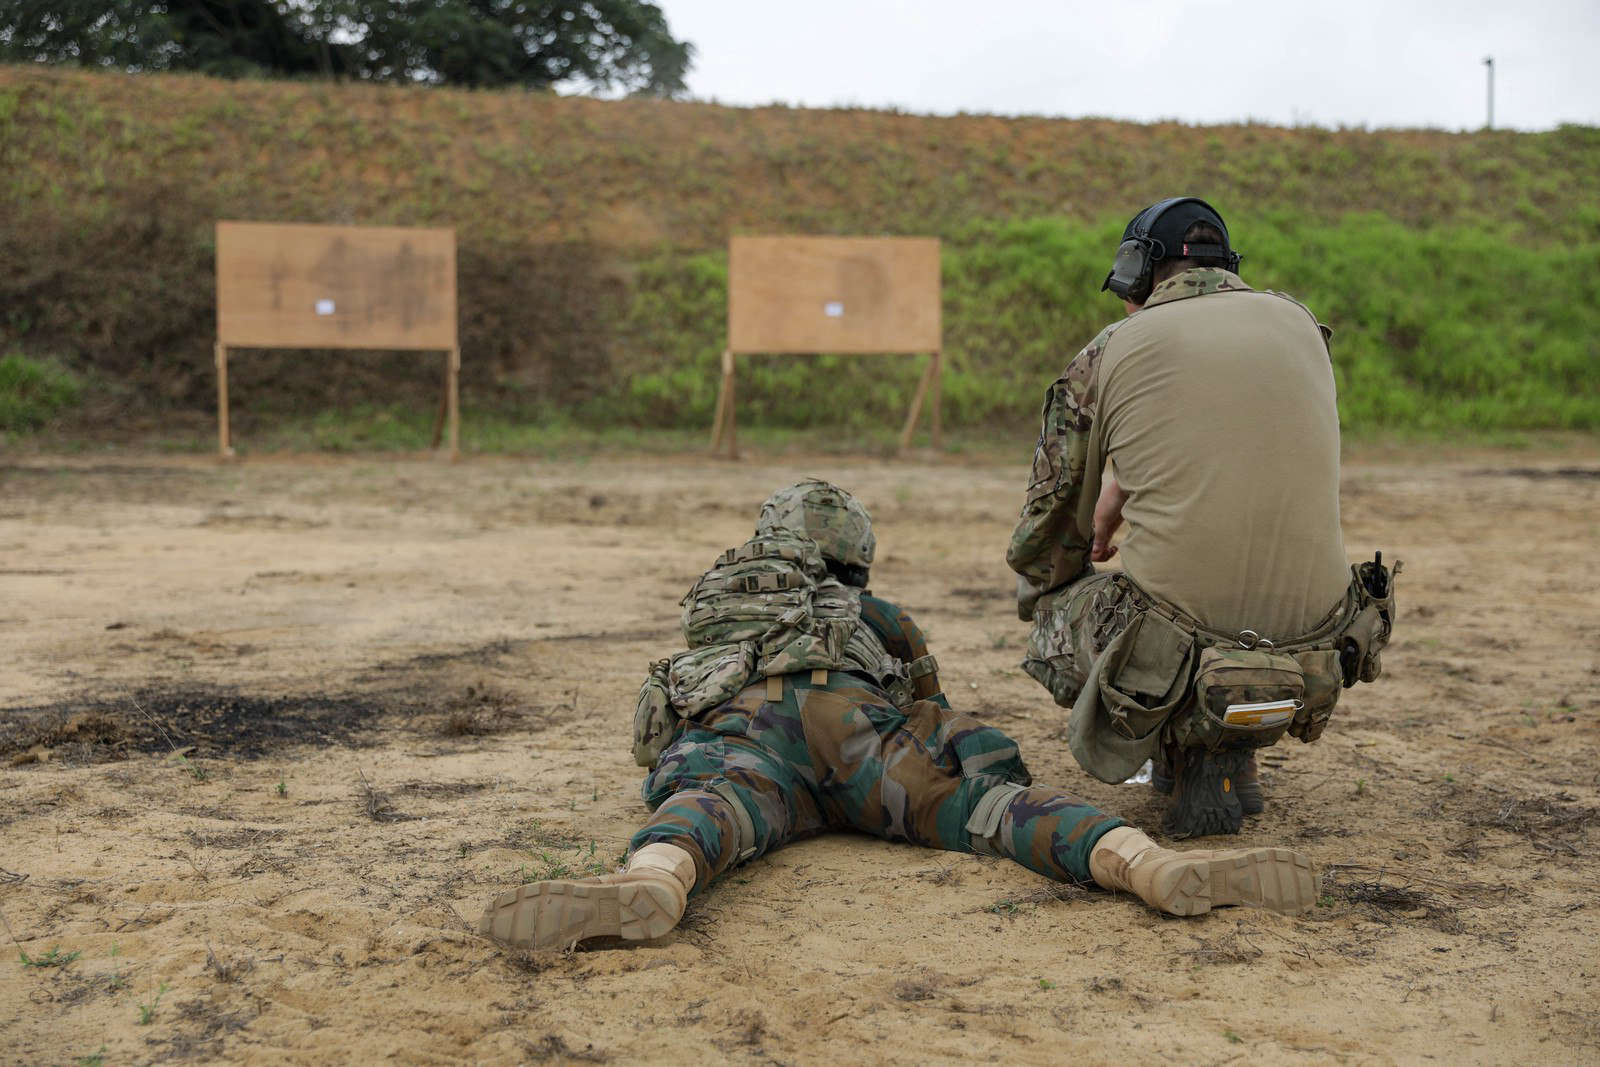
[1,448,1597,1066]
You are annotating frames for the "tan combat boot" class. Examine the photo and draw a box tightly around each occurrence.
[1089,826,1316,917]
[478,842,696,950]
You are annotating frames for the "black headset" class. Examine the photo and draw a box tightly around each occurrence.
[1101,197,1241,305]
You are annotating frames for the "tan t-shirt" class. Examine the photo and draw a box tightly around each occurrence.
[1088,281,1349,639]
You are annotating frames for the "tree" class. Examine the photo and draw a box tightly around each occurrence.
[0,0,693,94]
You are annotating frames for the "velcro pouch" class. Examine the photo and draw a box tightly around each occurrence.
[1190,646,1305,749]
[1095,610,1196,743]
[1289,648,1343,743]
[908,654,942,700]
[632,659,681,769]
[667,642,756,717]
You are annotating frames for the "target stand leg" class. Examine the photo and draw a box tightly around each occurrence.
[215,342,236,460]
[898,351,939,454]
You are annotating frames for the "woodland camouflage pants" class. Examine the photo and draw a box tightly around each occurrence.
[631,673,1124,894]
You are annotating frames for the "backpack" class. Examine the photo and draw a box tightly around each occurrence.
[632,531,907,767]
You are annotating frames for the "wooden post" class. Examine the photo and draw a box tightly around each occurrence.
[214,342,234,459]
[931,349,943,450]
[430,350,449,451]
[710,349,733,452]
[446,346,461,462]
[898,352,937,452]
[725,350,739,460]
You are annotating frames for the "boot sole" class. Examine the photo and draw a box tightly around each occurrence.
[1147,847,1317,917]
[477,880,681,950]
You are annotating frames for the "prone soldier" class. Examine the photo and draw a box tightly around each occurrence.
[480,480,1318,950]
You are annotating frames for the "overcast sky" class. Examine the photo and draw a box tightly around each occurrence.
[655,0,1598,131]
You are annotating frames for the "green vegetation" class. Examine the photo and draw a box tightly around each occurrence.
[0,350,82,435]
[19,944,81,968]
[0,67,1596,447]
[136,980,169,1025]
[2,0,692,94]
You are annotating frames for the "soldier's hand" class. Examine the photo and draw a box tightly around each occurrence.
[1091,473,1128,562]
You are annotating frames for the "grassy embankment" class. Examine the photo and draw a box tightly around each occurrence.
[1,66,1597,452]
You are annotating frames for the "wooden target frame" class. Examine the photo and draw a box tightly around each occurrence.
[214,221,461,459]
[710,236,942,458]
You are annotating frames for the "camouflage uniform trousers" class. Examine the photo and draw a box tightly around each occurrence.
[630,672,1124,894]
[1021,569,1134,710]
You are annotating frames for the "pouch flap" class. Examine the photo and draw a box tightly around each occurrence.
[668,642,755,716]
[1109,611,1194,699]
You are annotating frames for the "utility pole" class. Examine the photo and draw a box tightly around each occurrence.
[1483,56,1495,130]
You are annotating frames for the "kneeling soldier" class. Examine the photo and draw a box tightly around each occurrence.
[480,480,1317,950]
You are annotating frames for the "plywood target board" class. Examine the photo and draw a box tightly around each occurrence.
[216,222,457,350]
[213,221,461,459]
[713,236,943,458]
[728,236,941,354]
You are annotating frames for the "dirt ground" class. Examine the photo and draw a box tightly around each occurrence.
[2,448,1597,1065]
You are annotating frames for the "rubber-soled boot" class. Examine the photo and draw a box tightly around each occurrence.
[1162,747,1248,838]
[1152,749,1175,796]
[1162,749,1263,814]
[1235,752,1265,816]
[1088,826,1317,917]
[478,842,695,950]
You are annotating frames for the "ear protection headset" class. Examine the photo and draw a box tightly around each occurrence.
[1101,197,1241,305]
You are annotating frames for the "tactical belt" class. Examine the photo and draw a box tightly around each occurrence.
[1115,571,1349,654]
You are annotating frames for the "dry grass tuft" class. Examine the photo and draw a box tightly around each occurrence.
[522,1033,609,1062]
[204,943,256,984]
[1181,929,1264,966]
[356,770,416,823]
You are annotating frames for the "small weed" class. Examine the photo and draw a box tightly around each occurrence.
[1037,978,1056,990]
[988,898,1022,915]
[1317,894,1335,908]
[1224,1029,1243,1044]
[1354,778,1366,796]
[1443,773,1455,783]
[109,942,119,958]
[20,945,81,968]
[275,774,288,797]
[137,981,169,1024]
[535,851,573,880]
[106,970,128,992]
[75,1047,106,1067]
[174,755,208,782]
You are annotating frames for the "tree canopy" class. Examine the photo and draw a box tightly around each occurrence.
[0,0,694,94]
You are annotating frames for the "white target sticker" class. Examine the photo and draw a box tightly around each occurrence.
[823,301,845,318]
[314,299,336,316]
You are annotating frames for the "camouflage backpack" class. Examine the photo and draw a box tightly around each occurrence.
[632,530,906,767]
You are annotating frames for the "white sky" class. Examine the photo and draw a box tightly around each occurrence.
[654,0,1599,131]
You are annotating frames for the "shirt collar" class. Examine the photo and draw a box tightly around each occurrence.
[1142,267,1252,309]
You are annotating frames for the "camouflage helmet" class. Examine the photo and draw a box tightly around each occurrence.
[755,479,876,570]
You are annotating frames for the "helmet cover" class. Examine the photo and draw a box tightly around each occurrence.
[754,479,876,570]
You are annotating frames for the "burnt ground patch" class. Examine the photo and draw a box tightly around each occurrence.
[1,686,415,762]
[1477,466,1600,481]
